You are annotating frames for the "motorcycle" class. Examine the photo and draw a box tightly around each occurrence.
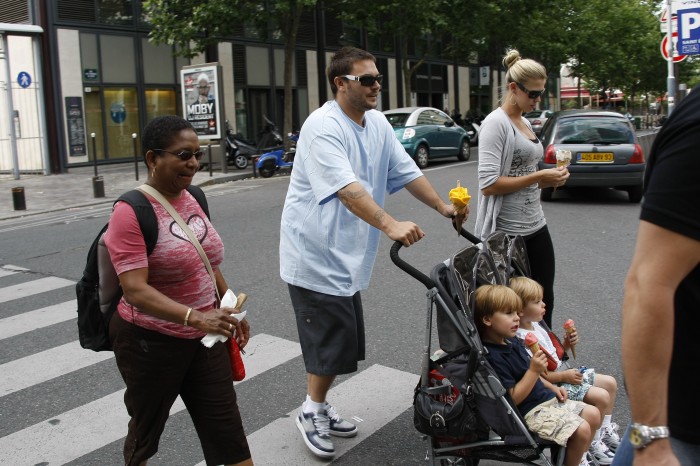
[226,116,284,169]
[463,116,481,145]
[256,131,299,178]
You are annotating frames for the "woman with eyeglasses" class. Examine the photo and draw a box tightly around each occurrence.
[104,115,253,466]
[475,49,569,330]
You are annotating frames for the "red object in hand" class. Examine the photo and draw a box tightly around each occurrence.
[229,338,245,381]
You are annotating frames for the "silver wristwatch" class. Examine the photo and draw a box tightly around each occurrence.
[629,423,670,449]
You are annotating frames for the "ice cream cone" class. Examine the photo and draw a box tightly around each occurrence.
[524,333,547,374]
[563,319,577,359]
[449,180,471,235]
[554,150,571,192]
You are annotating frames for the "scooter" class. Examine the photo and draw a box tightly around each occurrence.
[256,131,299,178]
[463,117,481,145]
[226,116,284,169]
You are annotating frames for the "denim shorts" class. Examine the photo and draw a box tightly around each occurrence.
[288,284,365,376]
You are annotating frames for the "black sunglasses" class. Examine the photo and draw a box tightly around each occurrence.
[516,82,545,99]
[153,148,205,161]
[340,74,383,87]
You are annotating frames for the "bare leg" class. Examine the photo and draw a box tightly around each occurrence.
[593,374,618,415]
[564,420,592,466]
[307,373,336,405]
[582,386,611,422]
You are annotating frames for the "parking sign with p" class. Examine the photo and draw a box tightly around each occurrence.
[679,3,700,55]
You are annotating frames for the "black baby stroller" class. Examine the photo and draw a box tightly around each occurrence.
[391,229,569,466]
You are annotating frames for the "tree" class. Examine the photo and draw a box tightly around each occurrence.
[143,0,316,140]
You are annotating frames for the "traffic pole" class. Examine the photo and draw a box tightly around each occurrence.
[667,0,676,115]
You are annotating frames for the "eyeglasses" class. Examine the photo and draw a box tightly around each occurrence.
[153,148,204,161]
[340,74,383,87]
[516,82,545,99]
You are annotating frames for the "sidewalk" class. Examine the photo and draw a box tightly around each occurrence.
[0,163,254,221]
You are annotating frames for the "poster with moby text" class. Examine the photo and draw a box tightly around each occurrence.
[181,64,222,140]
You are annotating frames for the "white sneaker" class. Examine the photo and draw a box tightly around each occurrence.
[589,439,615,465]
[601,422,620,452]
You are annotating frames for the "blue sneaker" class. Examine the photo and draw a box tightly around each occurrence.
[326,404,358,437]
[296,407,334,458]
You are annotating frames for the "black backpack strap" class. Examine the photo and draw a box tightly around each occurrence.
[115,190,158,255]
[115,186,210,255]
[186,185,210,220]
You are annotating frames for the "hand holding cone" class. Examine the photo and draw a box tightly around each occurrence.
[563,319,577,359]
[449,180,471,235]
[524,333,547,374]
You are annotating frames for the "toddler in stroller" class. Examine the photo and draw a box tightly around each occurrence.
[474,284,601,466]
[510,276,620,465]
[391,230,601,466]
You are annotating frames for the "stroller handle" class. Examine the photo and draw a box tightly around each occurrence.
[390,227,481,289]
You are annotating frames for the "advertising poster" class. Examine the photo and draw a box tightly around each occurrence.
[181,64,222,140]
[65,97,86,156]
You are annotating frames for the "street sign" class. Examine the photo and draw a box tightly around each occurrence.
[661,32,688,62]
[17,71,31,88]
[678,4,700,54]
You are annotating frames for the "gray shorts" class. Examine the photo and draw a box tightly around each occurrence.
[288,284,365,376]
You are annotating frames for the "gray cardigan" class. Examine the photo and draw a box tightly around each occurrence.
[474,107,533,239]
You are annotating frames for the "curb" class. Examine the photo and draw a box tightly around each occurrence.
[0,172,254,222]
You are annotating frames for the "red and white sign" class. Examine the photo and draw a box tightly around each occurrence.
[661,32,688,62]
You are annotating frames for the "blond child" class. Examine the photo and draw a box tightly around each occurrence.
[474,284,600,466]
[510,276,619,464]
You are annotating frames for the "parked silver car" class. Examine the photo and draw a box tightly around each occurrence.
[538,110,645,202]
[524,110,554,136]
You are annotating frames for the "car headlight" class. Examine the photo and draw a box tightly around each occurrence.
[402,128,416,140]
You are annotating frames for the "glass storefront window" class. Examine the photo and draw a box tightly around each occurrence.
[145,88,176,122]
[104,87,140,159]
[84,87,106,161]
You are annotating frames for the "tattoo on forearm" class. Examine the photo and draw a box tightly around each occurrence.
[338,186,367,211]
[373,209,386,224]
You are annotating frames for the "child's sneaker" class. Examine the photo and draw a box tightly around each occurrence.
[601,423,620,452]
[296,407,334,458]
[589,439,615,465]
[325,403,358,437]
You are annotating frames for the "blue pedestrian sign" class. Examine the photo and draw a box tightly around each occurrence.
[17,71,31,88]
[678,4,700,55]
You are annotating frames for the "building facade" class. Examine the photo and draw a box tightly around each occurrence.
[1,0,490,175]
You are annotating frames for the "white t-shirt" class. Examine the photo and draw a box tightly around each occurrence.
[279,100,423,296]
[516,322,562,368]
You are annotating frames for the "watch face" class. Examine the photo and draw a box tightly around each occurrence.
[629,426,645,447]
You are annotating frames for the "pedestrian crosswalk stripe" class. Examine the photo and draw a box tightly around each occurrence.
[0,300,75,340]
[194,364,417,466]
[0,265,29,278]
[0,276,74,303]
[0,333,301,465]
[0,340,113,398]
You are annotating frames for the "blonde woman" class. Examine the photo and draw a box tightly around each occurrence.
[474,49,569,328]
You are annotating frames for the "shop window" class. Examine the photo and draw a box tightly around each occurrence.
[101,35,136,83]
[84,87,106,161]
[144,89,176,123]
[103,87,140,159]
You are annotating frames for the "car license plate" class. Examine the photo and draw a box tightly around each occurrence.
[578,152,613,162]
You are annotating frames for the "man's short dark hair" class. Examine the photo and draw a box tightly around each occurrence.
[141,115,195,166]
[327,47,376,95]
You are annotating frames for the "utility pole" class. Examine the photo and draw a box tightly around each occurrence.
[666,0,676,115]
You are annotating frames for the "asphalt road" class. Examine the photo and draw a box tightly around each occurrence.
[0,154,638,465]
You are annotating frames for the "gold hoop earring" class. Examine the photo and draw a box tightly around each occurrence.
[152,166,157,178]
[510,94,518,106]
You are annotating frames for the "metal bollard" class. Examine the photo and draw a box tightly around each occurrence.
[91,133,98,177]
[11,187,26,210]
[207,144,213,177]
[92,175,105,198]
[132,133,139,180]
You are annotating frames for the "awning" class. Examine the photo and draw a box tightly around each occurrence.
[560,88,592,99]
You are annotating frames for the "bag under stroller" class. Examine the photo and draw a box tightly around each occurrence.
[391,229,568,466]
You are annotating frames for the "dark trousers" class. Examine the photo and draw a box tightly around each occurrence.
[522,225,556,328]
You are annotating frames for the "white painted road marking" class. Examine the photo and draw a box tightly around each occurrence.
[0,276,74,303]
[0,300,76,340]
[0,333,302,465]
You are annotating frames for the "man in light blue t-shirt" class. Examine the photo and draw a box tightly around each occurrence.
[280,46,466,459]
